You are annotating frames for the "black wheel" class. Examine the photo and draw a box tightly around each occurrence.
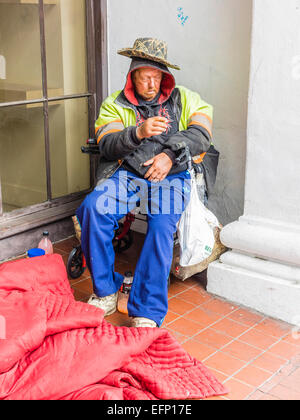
[113,223,133,253]
[67,246,86,279]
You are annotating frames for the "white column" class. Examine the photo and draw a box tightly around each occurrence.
[207,0,300,325]
[0,55,6,80]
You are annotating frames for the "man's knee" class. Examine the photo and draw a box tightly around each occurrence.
[148,214,179,236]
[79,183,118,216]
[78,190,99,216]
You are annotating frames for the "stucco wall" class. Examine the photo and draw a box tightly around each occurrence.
[106,0,253,225]
[245,0,300,226]
[207,0,300,325]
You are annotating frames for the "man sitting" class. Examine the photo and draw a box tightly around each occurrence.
[76,37,217,328]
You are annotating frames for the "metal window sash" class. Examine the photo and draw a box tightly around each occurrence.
[0,0,106,226]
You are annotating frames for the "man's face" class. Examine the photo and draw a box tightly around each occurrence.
[132,68,163,101]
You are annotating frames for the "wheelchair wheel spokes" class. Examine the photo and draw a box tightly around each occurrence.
[67,246,86,279]
[113,223,133,253]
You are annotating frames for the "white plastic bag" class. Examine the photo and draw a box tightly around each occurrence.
[177,172,220,267]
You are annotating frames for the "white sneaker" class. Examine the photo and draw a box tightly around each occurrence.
[130,317,157,328]
[87,292,118,316]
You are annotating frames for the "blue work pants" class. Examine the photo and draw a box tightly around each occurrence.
[76,168,191,326]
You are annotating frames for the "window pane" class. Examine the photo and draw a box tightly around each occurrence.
[0,2,43,103]
[45,0,88,98]
[49,97,90,198]
[0,106,47,213]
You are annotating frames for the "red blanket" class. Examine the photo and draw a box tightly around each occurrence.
[0,255,227,400]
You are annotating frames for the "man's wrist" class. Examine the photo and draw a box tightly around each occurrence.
[162,149,176,165]
[128,126,141,145]
[136,127,143,141]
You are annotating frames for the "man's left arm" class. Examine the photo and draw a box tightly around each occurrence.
[144,88,213,182]
[144,123,211,182]
[162,125,211,161]
[162,88,213,161]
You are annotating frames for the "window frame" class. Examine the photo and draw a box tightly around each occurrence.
[0,0,107,239]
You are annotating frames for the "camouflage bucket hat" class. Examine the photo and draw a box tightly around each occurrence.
[117,37,180,70]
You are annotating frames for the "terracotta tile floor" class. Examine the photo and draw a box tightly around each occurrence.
[11,231,300,400]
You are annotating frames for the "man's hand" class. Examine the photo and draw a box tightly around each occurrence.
[136,117,168,140]
[143,153,173,182]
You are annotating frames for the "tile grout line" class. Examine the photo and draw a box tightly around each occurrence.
[66,253,297,398]
[244,359,291,400]
[166,287,265,343]
[202,329,293,393]
[72,274,295,360]
[167,287,295,352]
[166,293,295,395]
[64,243,299,400]
[57,246,300,399]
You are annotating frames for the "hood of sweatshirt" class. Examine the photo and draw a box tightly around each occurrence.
[123,58,176,106]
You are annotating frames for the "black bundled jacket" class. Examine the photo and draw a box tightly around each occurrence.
[95,58,219,196]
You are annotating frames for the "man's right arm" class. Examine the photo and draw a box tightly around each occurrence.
[95,99,168,161]
[98,127,142,161]
[95,99,141,161]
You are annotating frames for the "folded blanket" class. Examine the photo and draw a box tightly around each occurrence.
[0,255,227,400]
